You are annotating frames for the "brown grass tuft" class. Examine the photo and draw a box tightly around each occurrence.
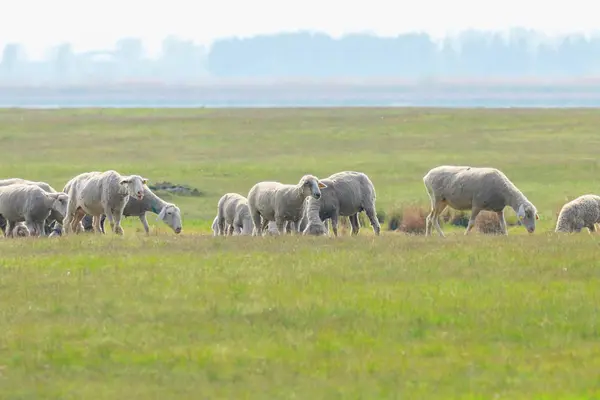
[387,205,428,235]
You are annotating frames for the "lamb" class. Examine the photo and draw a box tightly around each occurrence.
[62,170,148,235]
[555,194,600,233]
[0,184,69,237]
[247,174,327,236]
[299,171,380,237]
[216,193,253,236]
[0,178,63,235]
[423,165,539,237]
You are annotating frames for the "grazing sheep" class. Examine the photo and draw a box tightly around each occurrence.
[0,178,63,235]
[247,174,327,236]
[216,193,253,236]
[555,194,600,233]
[0,184,69,237]
[423,165,539,237]
[300,171,380,237]
[62,170,148,235]
[93,186,182,235]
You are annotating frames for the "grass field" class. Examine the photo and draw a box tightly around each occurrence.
[1,107,600,399]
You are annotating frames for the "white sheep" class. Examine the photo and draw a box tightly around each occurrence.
[93,186,182,235]
[216,193,254,236]
[0,178,62,235]
[62,170,148,235]
[423,165,539,237]
[555,194,600,233]
[0,184,69,237]
[300,171,380,237]
[247,174,327,236]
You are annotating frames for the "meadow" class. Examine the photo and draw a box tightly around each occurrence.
[1,107,600,399]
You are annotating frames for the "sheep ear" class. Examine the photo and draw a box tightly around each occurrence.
[120,178,130,185]
[517,204,525,218]
[535,213,539,220]
[142,178,148,185]
[317,181,327,189]
[157,206,167,221]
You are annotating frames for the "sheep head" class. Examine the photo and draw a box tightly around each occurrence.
[157,203,182,234]
[517,203,539,233]
[120,175,148,200]
[298,175,327,200]
[48,192,69,222]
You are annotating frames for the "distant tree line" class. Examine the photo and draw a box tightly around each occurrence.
[2,28,600,85]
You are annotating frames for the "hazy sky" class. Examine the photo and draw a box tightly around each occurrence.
[1,0,596,59]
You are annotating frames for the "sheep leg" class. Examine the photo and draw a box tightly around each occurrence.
[217,216,226,236]
[25,219,41,237]
[260,218,269,236]
[427,202,447,237]
[111,211,124,235]
[588,224,596,233]
[349,214,360,235]
[323,219,330,235]
[104,210,116,234]
[5,220,15,238]
[275,217,286,235]
[71,209,86,235]
[251,211,263,236]
[330,214,340,237]
[364,207,381,236]
[465,208,482,235]
[92,216,103,234]
[138,214,150,235]
[228,223,235,236]
[497,210,508,235]
[38,220,48,237]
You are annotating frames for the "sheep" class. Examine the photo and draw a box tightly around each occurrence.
[0,178,62,235]
[555,194,600,233]
[216,193,253,236]
[247,174,327,236]
[92,186,182,235]
[0,184,69,237]
[423,165,539,237]
[299,171,380,237]
[62,170,148,235]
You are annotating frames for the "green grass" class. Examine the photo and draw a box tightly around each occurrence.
[1,107,600,398]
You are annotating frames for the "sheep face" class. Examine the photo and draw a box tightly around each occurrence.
[299,175,327,200]
[51,193,69,222]
[158,204,182,234]
[120,175,148,200]
[517,203,539,233]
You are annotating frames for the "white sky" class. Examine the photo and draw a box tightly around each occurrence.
[1,0,597,59]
